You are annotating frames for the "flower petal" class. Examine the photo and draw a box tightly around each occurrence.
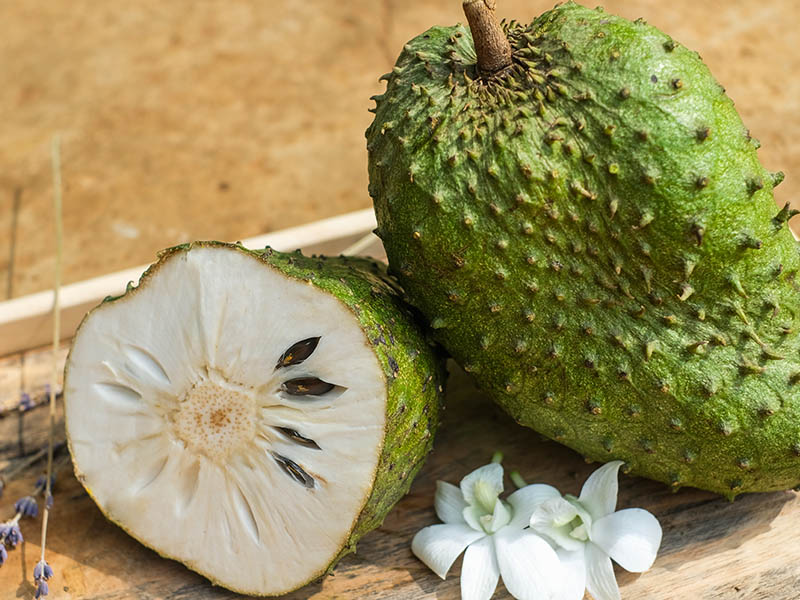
[463,505,485,532]
[486,498,512,533]
[411,524,486,579]
[592,508,662,572]
[494,528,565,600]
[460,536,500,600]
[579,460,623,520]
[529,497,585,551]
[557,548,587,600]
[566,495,595,531]
[585,542,621,600]
[531,496,579,527]
[506,483,562,529]
[435,481,468,525]
[460,463,504,514]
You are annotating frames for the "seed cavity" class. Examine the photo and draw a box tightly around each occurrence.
[276,337,321,368]
[271,452,315,489]
[281,377,336,396]
[96,382,143,408]
[124,345,171,386]
[275,426,321,450]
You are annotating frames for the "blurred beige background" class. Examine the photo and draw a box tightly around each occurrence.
[1,0,798,299]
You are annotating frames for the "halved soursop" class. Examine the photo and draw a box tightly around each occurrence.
[366,0,800,497]
[64,242,444,595]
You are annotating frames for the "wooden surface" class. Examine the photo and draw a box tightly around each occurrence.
[1,0,799,299]
[3,1,800,598]
[1,346,800,600]
[1,237,800,600]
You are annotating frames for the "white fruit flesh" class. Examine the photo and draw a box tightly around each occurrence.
[65,246,387,595]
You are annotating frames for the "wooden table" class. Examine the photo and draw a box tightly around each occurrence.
[3,1,800,598]
[2,231,800,600]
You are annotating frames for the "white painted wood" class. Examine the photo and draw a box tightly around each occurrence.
[0,209,378,356]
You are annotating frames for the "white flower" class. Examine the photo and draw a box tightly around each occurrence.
[528,460,662,600]
[411,458,566,600]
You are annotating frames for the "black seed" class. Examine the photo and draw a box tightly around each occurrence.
[271,452,315,488]
[277,337,321,368]
[275,427,321,450]
[282,377,336,396]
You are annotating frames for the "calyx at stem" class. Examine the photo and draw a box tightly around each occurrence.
[462,0,513,75]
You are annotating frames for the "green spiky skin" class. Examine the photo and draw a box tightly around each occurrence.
[366,1,800,497]
[69,241,445,593]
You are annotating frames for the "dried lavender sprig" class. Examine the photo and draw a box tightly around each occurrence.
[0,519,23,547]
[33,134,64,598]
[14,495,38,518]
[19,392,34,412]
[0,454,68,571]
[33,559,53,599]
[0,514,24,568]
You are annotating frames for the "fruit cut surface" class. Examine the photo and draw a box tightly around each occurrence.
[65,243,443,595]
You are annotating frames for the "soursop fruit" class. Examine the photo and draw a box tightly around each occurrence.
[366,0,800,497]
[64,242,444,595]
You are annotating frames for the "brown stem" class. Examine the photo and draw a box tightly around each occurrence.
[462,0,512,75]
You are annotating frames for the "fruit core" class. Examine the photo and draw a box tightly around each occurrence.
[173,372,257,463]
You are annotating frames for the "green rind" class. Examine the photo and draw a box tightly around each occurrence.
[367,1,800,497]
[65,241,445,595]
[252,245,447,565]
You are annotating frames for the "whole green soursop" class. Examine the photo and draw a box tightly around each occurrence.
[366,0,800,497]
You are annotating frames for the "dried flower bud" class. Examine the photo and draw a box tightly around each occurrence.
[14,495,38,518]
[0,524,23,547]
[19,392,33,412]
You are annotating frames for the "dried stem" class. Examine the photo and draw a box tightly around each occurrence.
[462,0,512,75]
[40,135,63,566]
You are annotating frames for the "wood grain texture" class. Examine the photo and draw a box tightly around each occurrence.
[1,0,798,298]
[1,347,799,600]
